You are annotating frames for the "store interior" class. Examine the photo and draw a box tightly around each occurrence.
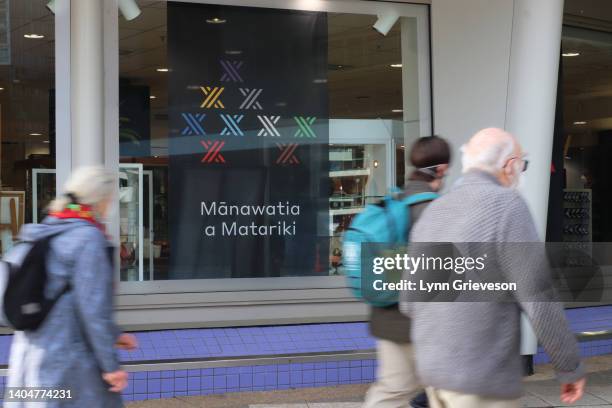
[0,0,54,255]
[549,0,612,243]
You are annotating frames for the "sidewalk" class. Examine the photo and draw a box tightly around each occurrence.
[127,355,612,408]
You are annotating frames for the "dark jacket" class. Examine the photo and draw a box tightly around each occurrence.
[368,180,435,343]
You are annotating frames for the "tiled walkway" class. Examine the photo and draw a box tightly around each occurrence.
[107,305,612,364]
[126,354,612,408]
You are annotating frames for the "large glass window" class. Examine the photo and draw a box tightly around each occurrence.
[0,0,55,255]
[548,2,612,244]
[117,0,428,282]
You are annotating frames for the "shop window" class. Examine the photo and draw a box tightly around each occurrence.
[549,1,612,243]
[0,0,55,256]
[117,1,427,281]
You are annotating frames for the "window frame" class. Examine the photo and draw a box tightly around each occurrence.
[104,0,432,328]
[55,0,71,193]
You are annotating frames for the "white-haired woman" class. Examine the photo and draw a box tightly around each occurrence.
[5,166,137,408]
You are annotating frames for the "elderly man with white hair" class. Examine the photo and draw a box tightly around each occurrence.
[401,128,585,408]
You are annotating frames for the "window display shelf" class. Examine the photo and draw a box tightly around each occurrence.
[329,169,370,178]
[329,207,363,216]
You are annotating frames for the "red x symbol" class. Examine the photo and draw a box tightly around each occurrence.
[276,143,299,165]
[200,140,226,163]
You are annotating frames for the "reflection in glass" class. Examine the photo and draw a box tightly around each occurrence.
[550,15,612,243]
[0,1,55,255]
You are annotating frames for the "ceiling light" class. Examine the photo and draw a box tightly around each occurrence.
[573,121,587,125]
[150,95,157,99]
[43,140,50,144]
[118,0,142,21]
[29,133,42,136]
[225,50,242,55]
[328,64,353,71]
[562,52,580,57]
[313,78,327,84]
[0,87,4,91]
[156,68,169,72]
[392,109,403,113]
[390,63,402,68]
[206,17,226,24]
[24,34,44,39]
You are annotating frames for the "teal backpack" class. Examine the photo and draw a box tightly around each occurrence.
[342,191,438,307]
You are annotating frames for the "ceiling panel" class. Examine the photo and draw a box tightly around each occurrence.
[0,0,54,144]
[119,1,404,120]
[120,30,167,56]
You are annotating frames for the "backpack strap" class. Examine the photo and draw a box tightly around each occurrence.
[382,191,439,243]
[398,192,439,242]
[402,191,439,206]
[39,230,74,296]
[381,194,403,241]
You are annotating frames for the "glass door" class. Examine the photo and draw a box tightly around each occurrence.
[32,165,146,281]
[32,169,57,224]
[143,169,155,279]
[119,163,144,281]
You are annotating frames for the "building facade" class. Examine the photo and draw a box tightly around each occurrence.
[0,0,610,402]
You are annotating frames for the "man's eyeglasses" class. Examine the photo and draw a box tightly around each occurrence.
[503,157,529,172]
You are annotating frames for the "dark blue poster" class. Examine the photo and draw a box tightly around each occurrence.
[119,84,151,158]
[168,3,329,278]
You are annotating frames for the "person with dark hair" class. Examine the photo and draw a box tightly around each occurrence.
[408,136,452,186]
[364,136,451,408]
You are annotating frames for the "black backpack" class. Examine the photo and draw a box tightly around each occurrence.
[3,232,70,331]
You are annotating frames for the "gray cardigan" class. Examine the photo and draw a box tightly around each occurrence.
[401,170,583,399]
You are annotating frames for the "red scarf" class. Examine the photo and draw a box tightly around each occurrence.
[49,204,105,231]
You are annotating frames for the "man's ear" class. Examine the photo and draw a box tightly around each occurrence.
[437,163,450,177]
[503,161,513,176]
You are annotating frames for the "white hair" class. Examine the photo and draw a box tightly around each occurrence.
[461,137,515,174]
[49,166,116,212]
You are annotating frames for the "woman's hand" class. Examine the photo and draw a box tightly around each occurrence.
[102,370,128,392]
[115,333,138,350]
